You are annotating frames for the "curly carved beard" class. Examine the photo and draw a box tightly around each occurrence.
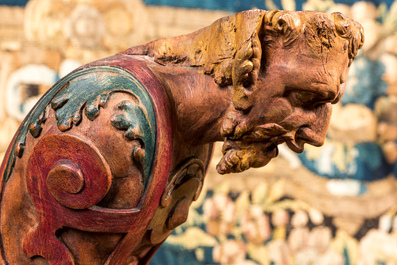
[216,116,297,174]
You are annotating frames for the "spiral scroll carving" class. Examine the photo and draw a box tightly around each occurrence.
[47,159,85,196]
[11,65,162,265]
[26,134,113,210]
[23,134,113,264]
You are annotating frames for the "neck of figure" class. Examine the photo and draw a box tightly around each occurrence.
[146,58,232,146]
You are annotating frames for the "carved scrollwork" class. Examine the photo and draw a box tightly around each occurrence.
[28,135,113,210]
[47,159,86,207]
[24,134,113,264]
[18,66,159,264]
[110,99,151,177]
[0,9,366,265]
[3,67,156,183]
[148,157,206,245]
[161,158,205,207]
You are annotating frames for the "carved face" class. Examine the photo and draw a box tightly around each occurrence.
[217,36,351,174]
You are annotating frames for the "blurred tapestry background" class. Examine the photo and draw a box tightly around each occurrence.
[1,0,397,264]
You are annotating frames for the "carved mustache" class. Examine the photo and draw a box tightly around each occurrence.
[218,123,307,175]
[239,123,304,153]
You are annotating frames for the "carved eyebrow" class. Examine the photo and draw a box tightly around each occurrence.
[313,67,333,84]
[311,80,328,85]
[305,82,335,98]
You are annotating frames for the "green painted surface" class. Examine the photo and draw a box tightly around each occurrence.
[4,67,156,194]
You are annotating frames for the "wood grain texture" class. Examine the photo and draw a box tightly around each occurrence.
[0,9,363,264]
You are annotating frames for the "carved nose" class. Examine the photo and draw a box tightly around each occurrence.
[295,103,332,148]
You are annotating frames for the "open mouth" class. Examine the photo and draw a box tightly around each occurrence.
[265,143,279,158]
[264,136,304,154]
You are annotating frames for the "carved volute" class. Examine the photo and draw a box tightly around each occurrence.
[0,10,363,264]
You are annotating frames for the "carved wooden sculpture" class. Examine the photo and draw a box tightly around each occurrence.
[0,10,363,265]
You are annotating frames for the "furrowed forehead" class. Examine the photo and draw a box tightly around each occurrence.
[262,11,341,51]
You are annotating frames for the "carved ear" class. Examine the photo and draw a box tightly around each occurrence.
[147,158,205,245]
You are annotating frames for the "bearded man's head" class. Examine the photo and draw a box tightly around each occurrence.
[124,10,364,174]
[216,11,364,174]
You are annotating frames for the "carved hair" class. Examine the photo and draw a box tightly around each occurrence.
[122,10,364,111]
[263,11,364,63]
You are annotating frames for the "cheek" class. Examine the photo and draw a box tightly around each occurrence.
[315,103,333,131]
[302,103,333,135]
[277,103,333,132]
[297,103,333,146]
[259,97,294,123]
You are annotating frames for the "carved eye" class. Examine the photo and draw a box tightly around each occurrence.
[287,91,318,107]
[286,89,332,109]
[297,91,317,102]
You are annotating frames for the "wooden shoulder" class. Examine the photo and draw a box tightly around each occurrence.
[0,56,174,264]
